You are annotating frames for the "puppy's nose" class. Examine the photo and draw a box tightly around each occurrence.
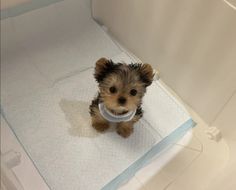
[118,97,127,105]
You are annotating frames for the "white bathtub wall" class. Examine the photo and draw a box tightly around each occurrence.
[92,0,236,125]
[213,92,236,141]
[1,0,31,10]
[206,91,236,190]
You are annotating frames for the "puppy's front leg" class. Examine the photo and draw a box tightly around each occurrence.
[117,121,134,138]
[116,113,142,138]
[91,110,110,132]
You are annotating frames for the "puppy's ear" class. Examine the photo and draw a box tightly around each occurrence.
[139,63,154,87]
[94,57,115,82]
[130,63,154,87]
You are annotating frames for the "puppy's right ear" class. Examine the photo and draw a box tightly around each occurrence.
[94,58,114,82]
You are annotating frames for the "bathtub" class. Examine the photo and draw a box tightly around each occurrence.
[1,0,235,190]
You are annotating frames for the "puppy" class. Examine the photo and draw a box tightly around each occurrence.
[89,58,154,138]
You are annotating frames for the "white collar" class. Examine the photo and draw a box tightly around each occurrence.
[98,103,136,123]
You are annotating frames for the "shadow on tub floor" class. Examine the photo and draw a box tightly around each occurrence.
[59,99,114,138]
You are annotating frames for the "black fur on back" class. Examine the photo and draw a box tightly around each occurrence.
[89,94,101,116]
[135,106,143,117]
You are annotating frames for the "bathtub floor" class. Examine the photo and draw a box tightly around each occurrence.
[0,0,203,189]
[1,92,229,190]
[1,0,121,107]
[1,107,199,190]
[138,103,229,190]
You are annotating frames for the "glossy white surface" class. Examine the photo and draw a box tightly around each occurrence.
[92,0,236,124]
[2,0,235,189]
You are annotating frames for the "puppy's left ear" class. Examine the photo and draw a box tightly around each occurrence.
[139,63,154,87]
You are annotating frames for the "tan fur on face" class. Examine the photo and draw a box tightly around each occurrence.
[99,64,147,114]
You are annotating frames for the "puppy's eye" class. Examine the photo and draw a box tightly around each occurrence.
[130,89,137,96]
[109,86,117,94]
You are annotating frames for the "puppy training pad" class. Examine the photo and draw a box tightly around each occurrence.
[1,67,195,190]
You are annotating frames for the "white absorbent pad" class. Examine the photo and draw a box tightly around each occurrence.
[1,67,195,190]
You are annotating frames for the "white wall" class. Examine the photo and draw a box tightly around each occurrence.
[1,0,31,10]
[207,92,236,190]
[92,0,236,125]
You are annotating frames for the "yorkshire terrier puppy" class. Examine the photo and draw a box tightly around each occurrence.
[89,58,154,138]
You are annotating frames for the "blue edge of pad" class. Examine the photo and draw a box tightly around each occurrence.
[1,106,195,190]
[102,119,196,190]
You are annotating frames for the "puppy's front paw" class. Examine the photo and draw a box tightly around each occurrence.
[117,123,134,138]
[92,121,110,132]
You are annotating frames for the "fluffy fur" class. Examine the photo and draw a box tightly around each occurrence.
[89,58,154,138]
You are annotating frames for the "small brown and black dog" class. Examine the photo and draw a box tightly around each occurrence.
[89,58,154,138]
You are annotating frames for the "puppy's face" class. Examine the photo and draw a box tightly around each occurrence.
[94,58,154,114]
